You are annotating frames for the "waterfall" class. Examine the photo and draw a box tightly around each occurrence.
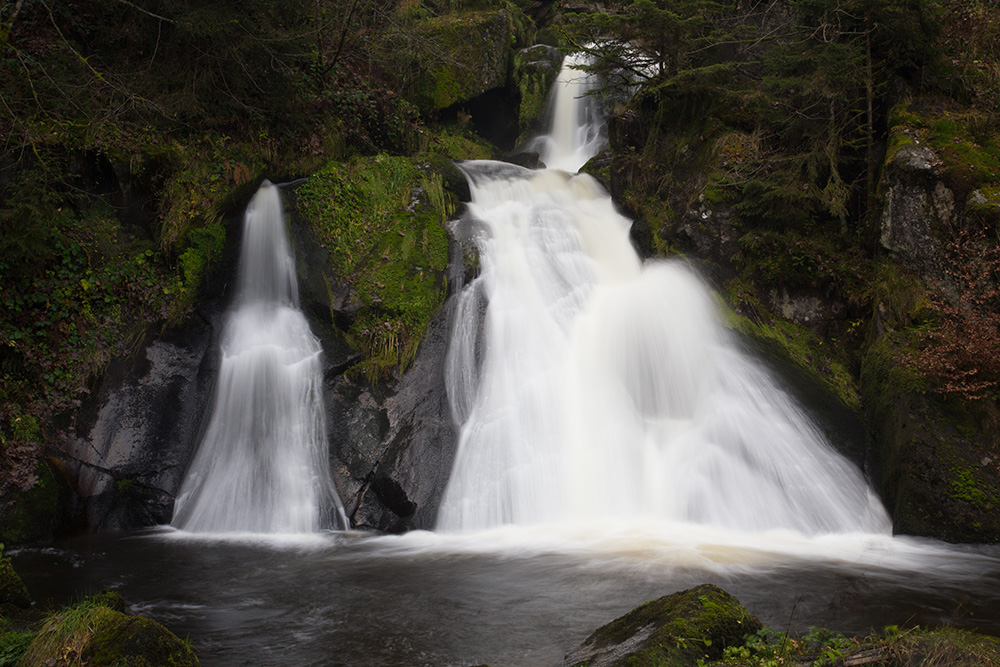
[436,55,891,536]
[172,182,346,534]
[530,52,606,172]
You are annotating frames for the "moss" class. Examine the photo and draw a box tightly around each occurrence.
[296,154,452,382]
[20,598,199,667]
[887,100,1000,196]
[570,584,762,667]
[404,10,514,114]
[720,283,860,410]
[176,223,226,307]
[0,559,30,609]
[948,466,991,507]
[703,624,1000,666]
[0,463,60,545]
[424,124,494,161]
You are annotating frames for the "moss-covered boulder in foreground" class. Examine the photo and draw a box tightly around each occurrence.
[564,584,762,667]
[19,597,199,667]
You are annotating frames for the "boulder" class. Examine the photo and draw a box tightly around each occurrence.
[405,11,516,114]
[58,329,213,532]
[328,274,461,532]
[861,333,1000,543]
[564,584,763,667]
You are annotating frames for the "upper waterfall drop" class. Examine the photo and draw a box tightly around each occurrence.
[171,182,346,534]
[530,51,606,172]
[435,53,891,536]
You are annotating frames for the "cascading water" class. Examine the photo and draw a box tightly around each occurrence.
[437,55,891,536]
[529,51,606,172]
[172,182,345,534]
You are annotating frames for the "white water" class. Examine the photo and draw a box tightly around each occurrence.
[437,55,891,537]
[172,183,345,534]
[530,52,606,172]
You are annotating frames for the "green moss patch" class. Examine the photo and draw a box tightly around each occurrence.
[720,283,860,410]
[888,100,1000,197]
[568,584,762,667]
[20,597,199,667]
[296,154,452,382]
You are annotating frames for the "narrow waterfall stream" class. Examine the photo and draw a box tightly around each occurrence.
[437,56,890,536]
[528,51,606,171]
[171,183,345,534]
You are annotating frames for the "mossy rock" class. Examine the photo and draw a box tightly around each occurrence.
[565,584,762,667]
[20,599,199,667]
[0,560,30,609]
[404,10,516,114]
[294,154,453,383]
[513,44,563,137]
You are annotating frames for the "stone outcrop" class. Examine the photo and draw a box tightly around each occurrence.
[328,296,459,532]
[879,141,954,278]
[58,332,213,531]
[564,584,762,667]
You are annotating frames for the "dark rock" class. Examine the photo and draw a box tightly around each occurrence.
[676,195,740,276]
[580,149,612,192]
[331,292,460,532]
[503,151,542,169]
[326,222,467,532]
[444,87,521,152]
[861,339,1000,543]
[59,329,213,532]
[564,584,763,667]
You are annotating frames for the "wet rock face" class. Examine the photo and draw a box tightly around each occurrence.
[879,143,954,278]
[60,329,215,531]
[328,297,459,533]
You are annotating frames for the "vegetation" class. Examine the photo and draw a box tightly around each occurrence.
[0,0,517,503]
[700,624,1000,666]
[296,152,453,383]
[569,584,1000,667]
